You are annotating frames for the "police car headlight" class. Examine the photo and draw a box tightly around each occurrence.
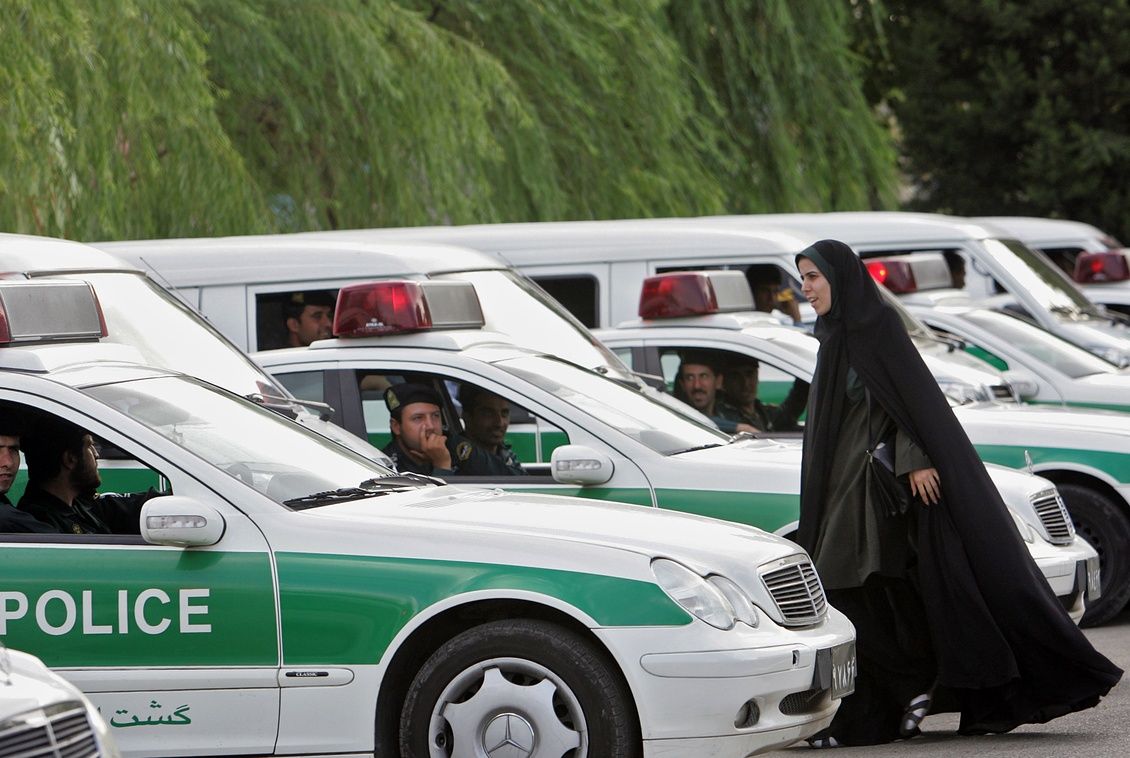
[708,575,760,628]
[1008,509,1036,543]
[651,558,736,630]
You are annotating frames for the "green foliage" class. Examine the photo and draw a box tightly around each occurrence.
[1,1,899,239]
[0,0,266,240]
[410,0,731,219]
[669,0,900,211]
[873,0,1130,239]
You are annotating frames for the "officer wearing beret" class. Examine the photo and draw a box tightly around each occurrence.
[285,290,335,347]
[382,383,458,477]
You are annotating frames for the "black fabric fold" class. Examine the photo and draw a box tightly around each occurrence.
[796,239,1120,733]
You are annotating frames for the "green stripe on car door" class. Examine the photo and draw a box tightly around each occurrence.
[975,444,1130,483]
[655,489,800,533]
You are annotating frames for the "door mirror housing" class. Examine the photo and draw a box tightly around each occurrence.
[550,445,615,486]
[1001,369,1039,401]
[141,496,227,547]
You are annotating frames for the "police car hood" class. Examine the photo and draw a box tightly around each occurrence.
[314,485,803,574]
[0,648,84,722]
[954,402,1130,445]
[672,436,803,473]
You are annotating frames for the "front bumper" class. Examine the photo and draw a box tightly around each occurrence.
[1030,535,1100,624]
[596,606,855,756]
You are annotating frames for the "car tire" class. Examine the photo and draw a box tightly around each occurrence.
[399,618,641,758]
[1058,483,1130,627]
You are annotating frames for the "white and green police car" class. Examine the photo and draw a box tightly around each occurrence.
[1,641,120,757]
[597,272,1118,624]
[0,279,856,757]
[252,277,1097,627]
[865,252,1130,412]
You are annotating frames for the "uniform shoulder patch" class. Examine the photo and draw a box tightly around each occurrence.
[456,441,473,461]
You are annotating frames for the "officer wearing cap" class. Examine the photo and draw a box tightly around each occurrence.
[675,349,755,434]
[0,414,55,533]
[285,290,335,347]
[382,383,459,476]
[457,384,524,476]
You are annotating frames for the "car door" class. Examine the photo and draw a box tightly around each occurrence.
[270,359,657,506]
[0,390,280,758]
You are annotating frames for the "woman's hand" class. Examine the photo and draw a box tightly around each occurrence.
[909,467,941,505]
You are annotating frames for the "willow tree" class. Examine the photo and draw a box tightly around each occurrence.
[410,0,730,220]
[0,0,266,241]
[195,0,562,230]
[667,0,900,211]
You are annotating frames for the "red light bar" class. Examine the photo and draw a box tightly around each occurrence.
[0,280,107,345]
[333,280,484,338]
[1073,251,1130,284]
[638,271,753,319]
[865,259,917,293]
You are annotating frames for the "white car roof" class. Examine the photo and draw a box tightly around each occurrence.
[300,221,814,266]
[0,232,138,273]
[697,212,1016,248]
[973,216,1114,246]
[93,235,506,288]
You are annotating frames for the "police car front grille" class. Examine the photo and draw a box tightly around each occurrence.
[760,559,827,626]
[1032,489,1075,546]
[0,701,100,758]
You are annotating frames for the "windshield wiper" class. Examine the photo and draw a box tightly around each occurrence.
[285,473,440,510]
[246,392,335,421]
[669,442,724,455]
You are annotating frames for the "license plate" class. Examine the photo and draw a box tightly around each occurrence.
[814,641,856,700]
[1086,556,1102,602]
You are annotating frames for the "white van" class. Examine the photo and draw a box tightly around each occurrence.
[297,221,1018,402]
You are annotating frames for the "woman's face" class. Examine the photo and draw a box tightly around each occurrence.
[798,257,832,316]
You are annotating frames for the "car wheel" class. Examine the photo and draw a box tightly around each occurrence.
[1058,483,1130,626]
[399,618,640,758]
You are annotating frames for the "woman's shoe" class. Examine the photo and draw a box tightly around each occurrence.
[899,691,932,737]
[806,736,841,748]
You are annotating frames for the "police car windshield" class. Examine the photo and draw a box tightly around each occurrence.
[85,376,398,507]
[53,271,286,399]
[963,309,1121,378]
[496,355,728,454]
[983,238,1099,318]
[437,270,639,385]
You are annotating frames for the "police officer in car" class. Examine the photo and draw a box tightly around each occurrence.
[723,356,809,433]
[284,290,335,347]
[382,383,458,477]
[457,384,524,476]
[18,416,161,535]
[0,416,55,533]
[675,350,756,434]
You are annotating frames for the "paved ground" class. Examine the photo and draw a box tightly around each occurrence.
[771,607,1130,757]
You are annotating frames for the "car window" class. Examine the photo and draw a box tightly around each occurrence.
[354,371,567,468]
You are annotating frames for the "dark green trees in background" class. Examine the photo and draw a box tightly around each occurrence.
[870,0,1130,240]
[1,1,898,240]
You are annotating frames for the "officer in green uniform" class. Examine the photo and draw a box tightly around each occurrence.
[457,384,524,476]
[675,350,755,434]
[381,383,459,477]
[724,356,809,433]
[0,417,56,533]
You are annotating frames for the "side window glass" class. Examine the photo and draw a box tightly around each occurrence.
[2,403,170,537]
[659,352,681,392]
[255,289,338,351]
[275,371,325,403]
[530,276,599,328]
[353,372,568,474]
[612,347,634,371]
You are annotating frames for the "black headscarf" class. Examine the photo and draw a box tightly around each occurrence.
[796,239,1119,729]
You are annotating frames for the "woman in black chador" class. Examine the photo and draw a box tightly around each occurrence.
[796,239,1121,747]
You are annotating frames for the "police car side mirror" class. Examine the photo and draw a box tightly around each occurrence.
[1001,369,1039,401]
[550,445,614,486]
[141,496,227,547]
